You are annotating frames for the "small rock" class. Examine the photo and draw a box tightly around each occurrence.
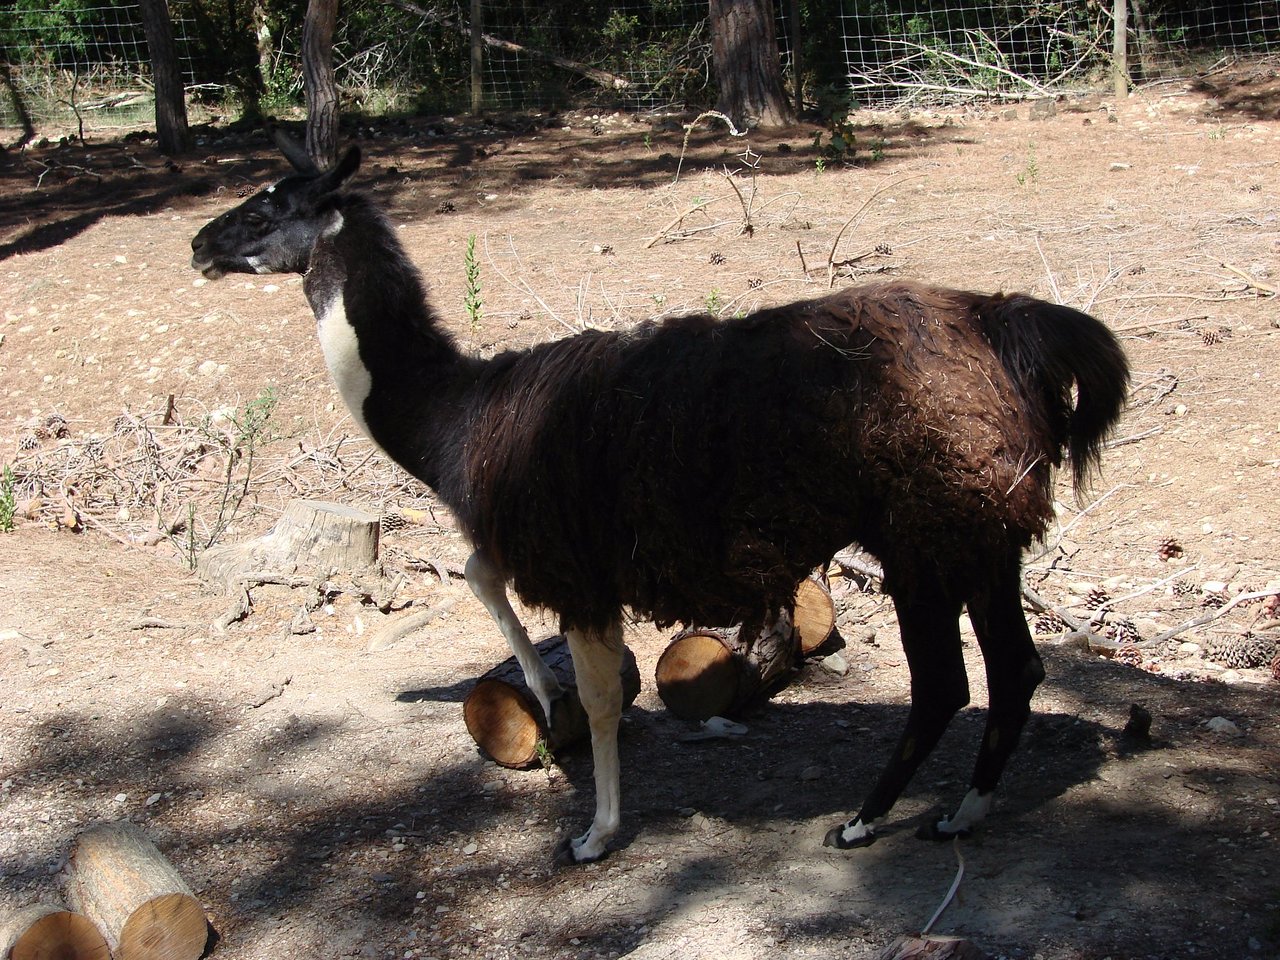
[462,841,479,855]
[820,652,849,676]
[799,765,825,782]
[197,360,219,376]
[1109,162,1131,171]
[1205,716,1241,736]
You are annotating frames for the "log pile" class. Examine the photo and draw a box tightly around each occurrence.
[64,822,208,960]
[654,574,838,720]
[0,903,109,960]
[463,635,642,768]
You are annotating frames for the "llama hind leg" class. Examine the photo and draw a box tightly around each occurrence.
[556,621,626,865]
[924,559,1044,840]
[465,551,564,720]
[825,585,968,849]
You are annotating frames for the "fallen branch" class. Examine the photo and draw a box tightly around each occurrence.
[367,595,460,652]
[826,177,923,287]
[643,196,728,248]
[1220,262,1277,297]
[1146,588,1280,646]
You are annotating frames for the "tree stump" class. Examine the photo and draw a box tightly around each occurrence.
[0,903,109,960]
[463,635,642,769]
[197,499,381,591]
[655,609,797,720]
[64,822,208,960]
[794,574,837,655]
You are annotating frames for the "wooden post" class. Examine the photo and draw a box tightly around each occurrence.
[470,0,483,113]
[64,822,208,960]
[0,903,110,960]
[1112,0,1129,99]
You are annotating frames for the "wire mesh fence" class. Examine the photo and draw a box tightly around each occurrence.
[0,3,201,136]
[1,0,1277,140]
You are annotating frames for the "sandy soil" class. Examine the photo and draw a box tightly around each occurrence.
[2,63,1279,960]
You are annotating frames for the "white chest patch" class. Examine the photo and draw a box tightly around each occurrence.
[316,298,374,438]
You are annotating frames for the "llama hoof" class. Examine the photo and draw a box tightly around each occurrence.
[915,818,972,842]
[823,822,877,849]
[553,835,607,866]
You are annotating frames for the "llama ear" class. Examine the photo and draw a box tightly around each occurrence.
[312,145,363,198]
[269,123,317,175]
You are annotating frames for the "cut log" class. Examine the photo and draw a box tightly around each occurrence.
[655,609,798,720]
[0,902,110,960]
[64,822,208,960]
[197,499,381,591]
[463,635,642,769]
[794,575,836,655]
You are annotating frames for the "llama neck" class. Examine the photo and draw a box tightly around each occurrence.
[302,196,478,490]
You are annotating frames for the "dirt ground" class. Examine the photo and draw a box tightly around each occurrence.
[2,63,1279,960]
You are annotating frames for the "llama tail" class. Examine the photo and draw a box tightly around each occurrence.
[979,294,1130,494]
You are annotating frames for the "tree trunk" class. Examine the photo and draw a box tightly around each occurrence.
[302,0,340,169]
[708,0,795,128]
[463,635,642,768]
[656,609,797,720]
[64,822,208,960]
[0,903,110,960]
[137,0,190,155]
[197,499,381,591]
[1,62,37,148]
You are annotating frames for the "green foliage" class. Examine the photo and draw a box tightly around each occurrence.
[704,288,723,313]
[464,234,483,340]
[0,465,16,533]
[811,82,858,164]
[1015,142,1039,186]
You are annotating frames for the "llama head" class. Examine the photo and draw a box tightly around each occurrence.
[190,145,362,280]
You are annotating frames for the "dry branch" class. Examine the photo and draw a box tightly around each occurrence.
[381,0,628,89]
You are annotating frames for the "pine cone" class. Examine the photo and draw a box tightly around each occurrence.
[1086,587,1111,611]
[1033,612,1066,634]
[1201,328,1221,346]
[1115,644,1144,667]
[709,252,726,265]
[1201,592,1226,610]
[1205,633,1278,669]
[17,434,39,451]
[1157,537,1183,561]
[1173,580,1198,598]
[1106,617,1140,644]
[380,513,410,534]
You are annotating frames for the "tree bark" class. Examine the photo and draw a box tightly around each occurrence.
[137,0,190,155]
[463,635,642,768]
[0,903,110,960]
[709,0,795,128]
[656,609,797,720]
[65,822,208,960]
[302,0,340,169]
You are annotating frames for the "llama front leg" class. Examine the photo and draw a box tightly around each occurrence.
[465,551,564,720]
[556,622,625,865]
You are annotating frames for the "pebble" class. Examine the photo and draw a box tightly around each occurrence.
[197,360,219,376]
[799,765,825,781]
[462,841,478,855]
[820,652,849,676]
[1205,716,1242,736]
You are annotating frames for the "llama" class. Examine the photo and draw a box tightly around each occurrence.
[190,145,1129,864]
